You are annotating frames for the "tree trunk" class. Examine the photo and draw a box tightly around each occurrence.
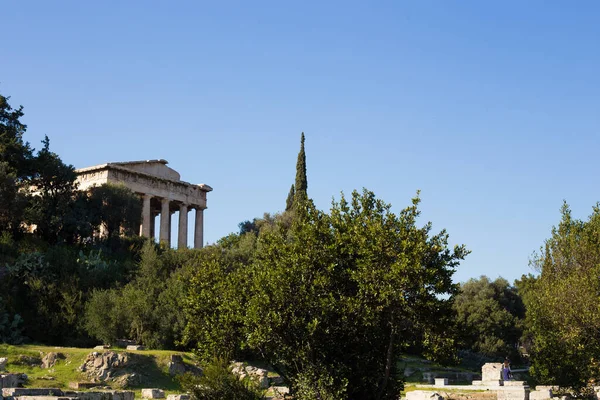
[376,320,396,400]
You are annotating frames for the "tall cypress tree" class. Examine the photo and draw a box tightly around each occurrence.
[294,132,307,203]
[285,184,295,211]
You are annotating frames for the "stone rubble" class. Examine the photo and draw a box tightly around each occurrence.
[166,356,185,377]
[140,389,164,399]
[165,395,189,400]
[79,352,129,381]
[1,388,134,400]
[230,362,269,389]
[41,353,65,369]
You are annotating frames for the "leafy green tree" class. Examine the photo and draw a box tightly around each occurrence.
[0,93,33,179]
[293,132,307,204]
[84,288,125,345]
[27,136,79,244]
[453,276,524,361]
[181,245,253,360]
[526,202,600,390]
[242,190,467,399]
[0,93,33,236]
[3,247,90,345]
[0,296,24,344]
[285,184,295,211]
[178,358,265,400]
[0,162,28,235]
[85,242,193,348]
[238,219,259,236]
[89,183,142,241]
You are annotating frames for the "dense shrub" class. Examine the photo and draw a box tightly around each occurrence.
[178,358,265,400]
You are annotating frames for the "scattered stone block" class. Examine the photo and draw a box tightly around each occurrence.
[530,389,553,400]
[482,363,503,381]
[42,353,65,369]
[113,373,140,388]
[472,380,483,385]
[68,382,98,390]
[94,346,110,350]
[12,396,77,400]
[480,380,502,387]
[2,388,64,397]
[109,390,135,400]
[504,381,527,386]
[271,386,290,395]
[125,346,144,351]
[79,351,130,381]
[434,378,448,386]
[0,358,7,372]
[167,355,186,376]
[497,387,530,400]
[72,392,113,400]
[230,363,269,389]
[406,390,444,400]
[166,395,190,400]
[141,389,165,399]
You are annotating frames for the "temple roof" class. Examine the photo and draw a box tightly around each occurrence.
[75,159,212,192]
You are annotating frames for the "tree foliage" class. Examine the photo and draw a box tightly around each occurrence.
[293,132,307,205]
[453,276,524,361]
[0,162,27,234]
[0,94,32,179]
[181,236,256,360]
[0,296,24,344]
[89,183,142,240]
[178,358,265,400]
[526,203,600,390]
[182,190,468,399]
[85,242,189,348]
[27,136,80,244]
[0,91,153,347]
[285,184,295,211]
[0,94,32,236]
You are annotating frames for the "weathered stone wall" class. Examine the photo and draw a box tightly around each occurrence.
[482,363,503,381]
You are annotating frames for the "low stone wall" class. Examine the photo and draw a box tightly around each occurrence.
[1,388,134,400]
[421,371,476,384]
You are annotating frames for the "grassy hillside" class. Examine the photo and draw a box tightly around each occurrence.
[0,344,195,393]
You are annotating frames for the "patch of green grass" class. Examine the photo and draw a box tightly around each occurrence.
[0,344,195,393]
[401,386,488,397]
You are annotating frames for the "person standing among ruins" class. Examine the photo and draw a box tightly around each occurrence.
[502,358,513,381]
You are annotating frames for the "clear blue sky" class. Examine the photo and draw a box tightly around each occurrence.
[3,1,599,284]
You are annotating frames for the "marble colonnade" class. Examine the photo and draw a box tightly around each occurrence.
[141,194,205,248]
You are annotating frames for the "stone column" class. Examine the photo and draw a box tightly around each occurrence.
[178,203,188,249]
[160,198,171,245]
[194,207,204,249]
[150,212,156,239]
[141,194,153,238]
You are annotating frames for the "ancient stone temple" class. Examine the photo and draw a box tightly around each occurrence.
[75,159,212,248]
